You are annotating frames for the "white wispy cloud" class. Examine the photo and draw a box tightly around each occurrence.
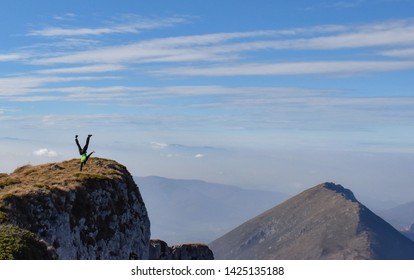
[0,53,26,62]
[148,142,213,159]
[29,26,350,65]
[3,84,332,104]
[33,148,59,157]
[53,13,77,21]
[300,20,414,49]
[28,15,189,37]
[0,75,119,97]
[29,36,239,65]
[204,19,414,52]
[21,38,101,52]
[0,108,16,114]
[23,18,414,82]
[30,27,115,37]
[153,60,414,77]
[150,142,169,149]
[379,48,414,57]
[36,64,126,74]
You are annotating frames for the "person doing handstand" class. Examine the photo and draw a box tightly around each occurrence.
[75,134,94,171]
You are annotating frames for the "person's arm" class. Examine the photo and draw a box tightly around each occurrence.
[87,151,95,160]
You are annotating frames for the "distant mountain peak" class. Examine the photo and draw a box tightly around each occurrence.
[210,182,414,260]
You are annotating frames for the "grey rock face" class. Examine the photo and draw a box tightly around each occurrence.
[171,243,214,260]
[149,239,214,260]
[149,239,172,260]
[210,182,414,260]
[0,158,150,259]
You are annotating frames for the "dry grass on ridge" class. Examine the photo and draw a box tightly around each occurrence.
[0,157,126,199]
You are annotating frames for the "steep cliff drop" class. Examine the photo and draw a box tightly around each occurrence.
[0,158,150,260]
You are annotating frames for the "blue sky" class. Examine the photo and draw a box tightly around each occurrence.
[1,0,414,204]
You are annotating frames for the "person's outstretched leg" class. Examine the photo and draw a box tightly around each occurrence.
[82,134,92,154]
[75,135,83,155]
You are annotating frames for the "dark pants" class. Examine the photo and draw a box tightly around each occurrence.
[76,135,91,155]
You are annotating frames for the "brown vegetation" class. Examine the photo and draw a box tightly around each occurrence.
[0,158,125,199]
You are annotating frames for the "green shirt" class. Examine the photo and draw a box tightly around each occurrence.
[80,154,87,163]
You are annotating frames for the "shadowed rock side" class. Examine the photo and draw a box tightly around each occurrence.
[149,239,214,260]
[210,182,414,260]
[0,158,150,259]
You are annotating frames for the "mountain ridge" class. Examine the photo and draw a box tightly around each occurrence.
[210,182,414,260]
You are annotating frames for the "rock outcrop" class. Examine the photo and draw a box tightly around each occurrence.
[210,182,414,260]
[0,158,150,259]
[149,239,214,260]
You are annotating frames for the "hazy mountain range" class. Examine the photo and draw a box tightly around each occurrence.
[136,176,287,244]
[377,201,414,230]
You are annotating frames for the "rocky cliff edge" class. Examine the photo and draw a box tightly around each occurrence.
[2,158,214,260]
